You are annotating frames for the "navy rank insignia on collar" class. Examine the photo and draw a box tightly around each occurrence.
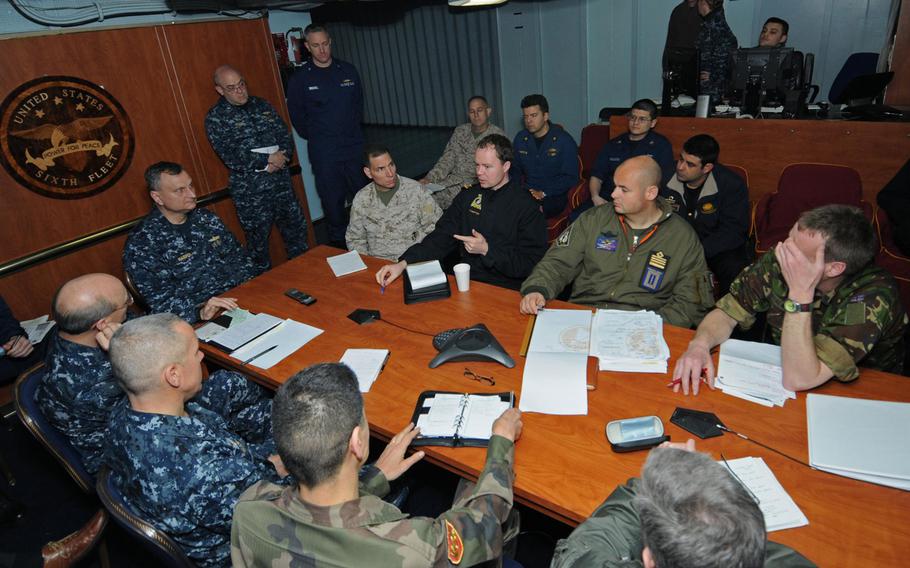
[178,252,193,262]
[595,231,618,251]
[209,235,222,247]
[640,251,669,292]
[556,226,572,247]
[547,148,558,156]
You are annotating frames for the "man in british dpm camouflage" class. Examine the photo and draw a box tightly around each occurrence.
[105,314,286,568]
[346,144,441,261]
[673,205,907,395]
[232,362,523,567]
[420,96,506,210]
[520,156,714,328]
[205,65,309,272]
[123,162,258,324]
[38,273,276,478]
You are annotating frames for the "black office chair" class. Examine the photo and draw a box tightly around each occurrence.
[14,362,110,567]
[14,362,94,493]
[96,466,195,568]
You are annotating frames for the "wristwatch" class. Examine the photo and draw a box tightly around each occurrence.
[783,298,812,313]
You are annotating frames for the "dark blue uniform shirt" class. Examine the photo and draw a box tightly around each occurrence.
[590,130,675,197]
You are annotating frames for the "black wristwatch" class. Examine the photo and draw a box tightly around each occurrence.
[783,298,812,313]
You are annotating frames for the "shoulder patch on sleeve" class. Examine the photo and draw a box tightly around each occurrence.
[445,519,464,565]
[556,225,572,247]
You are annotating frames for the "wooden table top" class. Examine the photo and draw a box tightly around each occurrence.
[203,246,910,566]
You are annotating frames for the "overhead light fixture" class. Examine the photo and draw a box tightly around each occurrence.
[448,0,508,6]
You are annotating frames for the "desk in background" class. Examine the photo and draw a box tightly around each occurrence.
[202,246,910,566]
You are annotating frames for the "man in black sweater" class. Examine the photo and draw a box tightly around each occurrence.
[375,134,547,291]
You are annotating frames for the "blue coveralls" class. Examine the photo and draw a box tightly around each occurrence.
[287,59,367,242]
[512,125,579,218]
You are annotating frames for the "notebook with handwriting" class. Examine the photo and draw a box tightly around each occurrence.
[410,391,514,447]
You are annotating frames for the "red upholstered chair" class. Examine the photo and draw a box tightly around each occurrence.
[724,163,749,187]
[546,155,584,244]
[578,124,611,179]
[754,163,871,254]
[873,207,910,315]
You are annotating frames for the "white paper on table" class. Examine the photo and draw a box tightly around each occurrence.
[20,315,56,344]
[460,395,512,440]
[528,309,592,354]
[341,348,389,392]
[224,308,254,326]
[195,322,227,341]
[327,250,368,277]
[807,394,910,490]
[209,313,283,351]
[230,319,323,369]
[519,351,588,415]
[589,310,669,370]
[721,457,809,532]
[716,339,794,406]
[405,260,447,290]
[418,394,465,437]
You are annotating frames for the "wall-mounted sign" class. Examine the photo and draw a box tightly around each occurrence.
[0,76,134,199]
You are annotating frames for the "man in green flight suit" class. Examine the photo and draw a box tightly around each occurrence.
[550,440,816,567]
[231,362,523,567]
[520,155,714,328]
[673,204,907,395]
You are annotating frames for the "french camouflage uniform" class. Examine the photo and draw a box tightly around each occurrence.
[346,175,442,261]
[37,333,123,474]
[231,435,517,568]
[205,95,309,273]
[38,330,272,475]
[287,58,367,243]
[551,478,816,568]
[697,8,738,98]
[717,248,908,380]
[426,123,506,209]
[663,163,750,294]
[123,207,258,323]
[400,177,548,290]
[105,396,282,568]
[521,198,714,328]
[512,125,580,218]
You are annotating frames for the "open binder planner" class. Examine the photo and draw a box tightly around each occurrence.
[410,391,514,447]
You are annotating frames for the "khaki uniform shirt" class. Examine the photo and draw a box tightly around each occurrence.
[346,176,442,261]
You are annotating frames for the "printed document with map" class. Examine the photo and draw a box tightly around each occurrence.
[589,309,670,372]
[520,309,591,415]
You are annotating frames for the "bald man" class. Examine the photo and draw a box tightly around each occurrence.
[205,64,309,273]
[37,273,273,474]
[520,156,714,328]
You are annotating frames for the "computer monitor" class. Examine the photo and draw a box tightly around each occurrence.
[661,47,699,115]
[729,47,795,115]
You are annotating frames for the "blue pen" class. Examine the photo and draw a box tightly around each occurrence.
[380,286,385,295]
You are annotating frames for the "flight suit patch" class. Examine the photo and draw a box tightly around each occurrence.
[640,251,669,292]
[594,232,618,252]
[556,226,572,247]
[470,194,483,212]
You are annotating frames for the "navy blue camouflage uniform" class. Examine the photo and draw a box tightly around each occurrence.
[122,207,258,323]
[697,8,738,99]
[38,332,274,476]
[205,95,309,272]
[286,59,368,243]
[573,131,675,219]
[105,399,282,568]
[512,125,580,218]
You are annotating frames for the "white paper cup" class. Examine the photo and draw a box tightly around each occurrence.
[453,263,471,292]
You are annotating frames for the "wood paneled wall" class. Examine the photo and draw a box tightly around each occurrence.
[612,116,910,202]
[0,18,314,319]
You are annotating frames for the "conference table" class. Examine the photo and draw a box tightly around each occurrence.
[202,246,910,566]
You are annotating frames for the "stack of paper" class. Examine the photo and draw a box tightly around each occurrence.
[807,394,910,490]
[405,260,447,290]
[716,339,795,407]
[519,309,590,415]
[721,457,809,532]
[229,319,324,369]
[588,310,669,372]
[20,315,55,344]
[327,250,368,277]
[341,349,390,392]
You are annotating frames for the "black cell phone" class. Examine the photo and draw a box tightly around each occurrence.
[285,288,316,306]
